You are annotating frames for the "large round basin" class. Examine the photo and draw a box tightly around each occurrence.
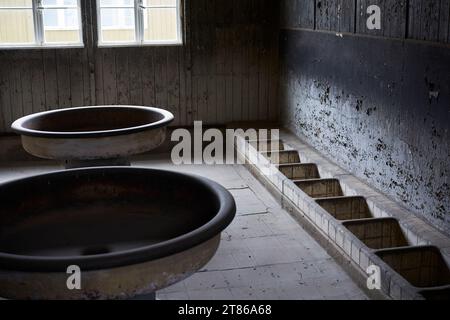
[11,106,174,164]
[0,167,236,300]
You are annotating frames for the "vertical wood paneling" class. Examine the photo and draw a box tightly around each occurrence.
[69,50,85,106]
[281,0,449,43]
[241,1,252,121]
[205,0,216,124]
[215,0,226,123]
[190,0,201,122]
[42,50,58,110]
[224,0,234,124]
[197,0,208,123]
[154,47,168,109]
[182,0,193,125]
[81,0,93,106]
[316,0,339,31]
[383,0,407,38]
[128,47,143,106]
[232,0,243,122]
[102,50,117,105]
[281,0,315,29]
[339,0,356,33]
[258,0,270,121]
[268,0,280,121]
[248,0,260,121]
[167,46,180,126]
[438,0,450,43]
[10,54,23,122]
[421,0,440,41]
[20,51,33,117]
[177,43,186,126]
[55,50,71,108]
[0,0,280,133]
[93,48,104,105]
[115,48,130,105]
[409,0,450,42]
[0,52,11,129]
[356,0,407,38]
[30,51,46,114]
[141,47,155,107]
[357,0,385,36]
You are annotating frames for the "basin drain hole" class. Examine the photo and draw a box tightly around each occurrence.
[81,246,111,256]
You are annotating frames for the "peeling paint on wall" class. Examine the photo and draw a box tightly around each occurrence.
[280,29,450,235]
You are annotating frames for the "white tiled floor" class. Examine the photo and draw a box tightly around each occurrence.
[0,155,369,300]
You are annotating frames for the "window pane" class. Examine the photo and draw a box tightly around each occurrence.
[43,8,78,28]
[42,0,78,6]
[43,9,58,27]
[63,0,77,5]
[143,0,176,6]
[43,8,81,43]
[100,0,133,7]
[64,8,78,26]
[0,9,34,44]
[0,0,32,8]
[100,8,135,42]
[143,8,177,42]
[42,0,57,5]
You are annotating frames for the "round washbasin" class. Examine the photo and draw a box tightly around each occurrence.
[0,167,236,300]
[11,106,174,162]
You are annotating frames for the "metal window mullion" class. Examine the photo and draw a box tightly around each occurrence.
[77,0,83,46]
[100,6,135,9]
[177,0,182,44]
[33,0,44,45]
[135,0,144,44]
[40,6,77,9]
[143,5,176,9]
[0,6,33,10]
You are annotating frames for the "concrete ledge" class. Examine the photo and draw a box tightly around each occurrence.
[237,148,388,300]
[236,130,450,300]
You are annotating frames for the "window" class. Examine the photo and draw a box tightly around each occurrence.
[0,0,83,48]
[97,0,182,46]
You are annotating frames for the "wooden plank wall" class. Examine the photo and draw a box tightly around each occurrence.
[281,0,450,43]
[0,0,279,133]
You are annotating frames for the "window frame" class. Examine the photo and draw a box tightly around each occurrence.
[96,0,183,48]
[0,0,84,49]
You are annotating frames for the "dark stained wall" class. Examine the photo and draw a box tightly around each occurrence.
[0,0,279,132]
[280,0,450,234]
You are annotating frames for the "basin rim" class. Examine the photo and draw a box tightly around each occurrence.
[11,105,174,139]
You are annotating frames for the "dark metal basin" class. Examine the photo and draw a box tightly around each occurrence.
[0,167,236,299]
[11,106,174,162]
